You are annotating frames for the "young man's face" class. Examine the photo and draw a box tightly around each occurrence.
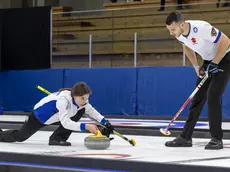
[166,21,184,38]
[74,94,89,107]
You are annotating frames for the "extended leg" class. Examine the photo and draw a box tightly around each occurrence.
[0,112,44,142]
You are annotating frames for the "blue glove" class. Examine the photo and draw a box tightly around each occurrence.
[206,62,219,76]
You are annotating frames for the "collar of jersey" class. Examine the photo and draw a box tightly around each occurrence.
[182,22,191,38]
[72,99,88,108]
[72,98,79,108]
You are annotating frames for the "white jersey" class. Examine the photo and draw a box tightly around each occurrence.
[33,90,104,131]
[177,20,230,61]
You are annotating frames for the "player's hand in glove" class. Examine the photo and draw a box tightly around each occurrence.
[199,60,210,78]
[101,120,114,141]
[206,62,222,77]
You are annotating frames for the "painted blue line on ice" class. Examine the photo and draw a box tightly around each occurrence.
[79,119,208,128]
[80,119,207,123]
[0,161,127,172]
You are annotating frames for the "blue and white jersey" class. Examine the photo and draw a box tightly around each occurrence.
[177,20,230,60]
[33,90,105,131]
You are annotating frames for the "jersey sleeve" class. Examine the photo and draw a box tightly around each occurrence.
[176,37,184,45]
[56,97,86,131]
[200,23,221,43]
[179,41,184,44]
[85,103,105,123]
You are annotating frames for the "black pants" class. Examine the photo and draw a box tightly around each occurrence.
[0,113,44,142]
[217,0,230,7]
[49,108,85,141]
[0,108,86,142]
[160,0,183,9]
[181,52,230,140]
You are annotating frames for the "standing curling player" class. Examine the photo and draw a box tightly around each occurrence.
[165,12,230,150]
[0,82,114,146]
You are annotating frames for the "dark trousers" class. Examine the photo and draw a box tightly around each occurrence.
[49,108,85,141]
[0,113,44,142]
[0,108,86,142]
[160,0,183,10]
[217,0,230,7]
[181,52,230,140]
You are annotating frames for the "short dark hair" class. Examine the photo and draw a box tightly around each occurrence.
[166,12,184,25]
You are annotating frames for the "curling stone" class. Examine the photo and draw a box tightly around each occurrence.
[84,130,110,150]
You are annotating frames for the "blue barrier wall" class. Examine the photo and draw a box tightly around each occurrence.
[222,82,230,119]
[0,69,64,111]
[63,68,137,115]
[137,67,208,117]
[0,67,229,118]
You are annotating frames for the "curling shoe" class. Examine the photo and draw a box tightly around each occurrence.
[165,135,192,147]
[49,140,71,146]
[205,138,223,150]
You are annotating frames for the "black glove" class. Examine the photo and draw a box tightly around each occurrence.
[199,60,210,78]
[101,121,114,141]
[206,62,220,76]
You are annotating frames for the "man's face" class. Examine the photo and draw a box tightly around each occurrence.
[166,21,184,38]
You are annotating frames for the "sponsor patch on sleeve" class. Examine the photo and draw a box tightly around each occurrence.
[211,27,217,37]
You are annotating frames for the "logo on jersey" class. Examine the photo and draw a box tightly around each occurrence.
[211,27,217,37]
[193,27,198,33]
[191,37,197,44]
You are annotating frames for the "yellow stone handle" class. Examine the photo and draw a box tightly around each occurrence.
[96,130,103,136]
[87,130,106,139]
